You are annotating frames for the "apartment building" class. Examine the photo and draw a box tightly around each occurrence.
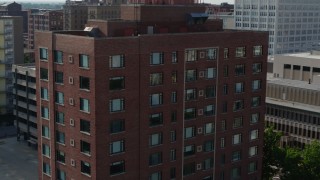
[36,4,268,180]
[12,64,37,141]
[27,9,63,49]
[0,16,23,122]
[235,0,320,56]
[0,2,28,34]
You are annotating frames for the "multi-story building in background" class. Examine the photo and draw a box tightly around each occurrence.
[87,5,121,20]
[27,9,63,49]
[0,2,28,34]
[36,4,268,180]
[0,16,23,124]
[235,0,320,56]
[12,64,37,141]
[63,1,89,30]
[266,51,320,148]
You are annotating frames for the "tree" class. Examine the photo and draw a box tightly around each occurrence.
[301,141,320,180]
[280,147,305,180]
[262,126,283,180]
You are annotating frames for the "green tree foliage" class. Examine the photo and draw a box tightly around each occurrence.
[301,141,320,180]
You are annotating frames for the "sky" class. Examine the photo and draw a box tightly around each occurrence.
[11,0,235,5]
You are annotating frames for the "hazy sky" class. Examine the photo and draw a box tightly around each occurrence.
[12,0,235,5]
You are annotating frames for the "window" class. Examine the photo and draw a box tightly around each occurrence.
[221,137,225,148]
[185,89,196,101]
[110,140,124,154]
[205,86,216,98]
[56,169,66,180]
[150,172,162,180]
[80,98,90,112]
[149,113,163,126]
[221,119,226,131]
[40,68,48,80]
[232,151,241,161]
[43,162,51,175]
[235,82,244,93]
[231,167,241,179]
[56,131,65,144]
[55,91,64,105]
[251,96,261,107]
[55,111,64,124]
[223,84,228,95]
[80,119,90,134]
[223,65,228,77]
[172,51,177,63]
[110,55,124,68]
[184,108,196,120]
[171,111,177,122]
[150,52,164,65]
[253,45,262,56]
[80,76,90,90]
[42,144,50,157]
[171,91,177,103]
[252,80,261,91]
[232,134,242,145]
[252,63,262,74]
[79,54,89,68]
[54,50,63,63]
[109,77,124,90]
[110,98,124,112]
[206,68,216,79]
[204,105,215,116]
[149,133,162,146]
[183,162,195,176]
[170,168,176,179]
[207,48,217,60]
[170,149,176,161]
[184,126,195,139]
[149,152,162,166]
[204,123,214,134]
[250,113,259,124]
[250,130,259,141]
[170,130,176,142]
[203,140,214,152]
[235,64,245,76]
[81,161,91,176]
[203,158,213,170]
[249,146,258,157]
[81,140,91,155]
[233,100,244,111]
[54,71,63,84]
[184,145,195,157]
[185,69,196,82]
[41,106,49,119]
[41,87,48,100]
[233,117,243,129]
[150,73,163,86]
[42,126,50,138]
[186,49,197,61]
[222,101,228,113]
[150,93,163,106]
[110,119,125,133]
[110,161,125,175]
[224,48,229,59]
[56,150,65,163]
[248,162,257,173]
[40,48,48,60]
[235,47,246,57]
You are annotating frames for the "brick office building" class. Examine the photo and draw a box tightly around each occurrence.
[35,4,267,180]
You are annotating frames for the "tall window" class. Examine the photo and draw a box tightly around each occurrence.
[251,113,259,124]
[231,167,241,179]
[184,126,195,139]
[235,47,246,57]
[41,106,49,119]
[56,150,65,163]
[149,152,162,166]
[172,51,178,63]
[206,67,216,79]
[40,48,48,60]
[207,48,217,60]
[109,77,125,90]
[56,131,65,144]
[224,48,229,59]
[43,162,51,175]
[185,69,197,82]
[233,100,244,111]
[150,73,163,86]
[81,161,91,175]
[204,122,214,134]
[170,149,176,161]
[235,82,244,93]
[204,104,215,116]
[203,140,214,152]
[42,126,50,138]
[183,162,195,176]
[205,86,216,98]
[150,93,163,106]
[248,162,257,173]
[235,64,245,76]
[110,161,125,175]
[149,113,163,126]
[232,151,241,162]
[110,140,125,154]
[253,45,263,56]
[54,50,63,63]
[203,158,213,170]
[81,140,91,155]
[55,91,64,105]
[252,63,262,74]
[251,96,261,107]
[80,98,90,112]
[250,130,259,141]
[110,119,125,133]
[55,111,64,124]
[150,172,162,180]
[56,169,66,180]
[110,55,124,68]
[150,52,164,65]
[55,71,63,84]
[249,146,258,157]
[171,91,177,103]
[80,76,90,90]
[40,68,48,80]
[42,144,50,157]
[110,98,124,112]
[149,133,162,146]
[233,117,243,129]
[79,54,89,68]
[186,49,197,61]
[184,108,196,120]
[80,119,90,134]
[184,145,195,157]
[185,89,196,101]
[252,80,261,91]
[171,71,177,83]
[232,134,242,145]
[41,87,48,100]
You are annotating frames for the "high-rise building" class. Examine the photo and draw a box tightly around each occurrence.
[0,2,28,34]
[0,16,23,119]
[234,0,320,56]
[36,4,268,180]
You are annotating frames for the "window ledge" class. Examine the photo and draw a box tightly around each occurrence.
[81,172,92,177]
[79,67,90,70]
[56,142,66,146]
[43,173,51,177]
[80,131,91,136]
[81,152,91,157]
[80,88,90,92]
[110,172,126,177]
[57,161,66,165]
[80,110,90,114]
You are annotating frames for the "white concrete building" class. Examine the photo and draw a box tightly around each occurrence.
[235,0,320,56]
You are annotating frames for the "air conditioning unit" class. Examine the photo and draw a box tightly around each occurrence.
[71,159,76,167]
[197,127,203,134]
[70,118,74,126]
[196,163,202,170]
[199,71,204,78]
[198,90,204,97]
[70,139,75,147]
[69,98,74,106]
[198,109,203,116]
[68,77,74,84]
[68,55,74,64]
[197,145,203,152]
